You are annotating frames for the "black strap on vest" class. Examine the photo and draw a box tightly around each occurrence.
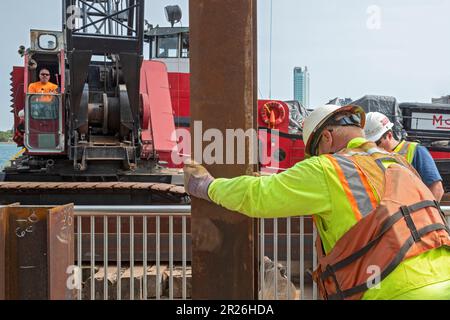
[320,200,438,281]
[320,200,450,299]
[434,200,450,234]
[325,265,345,300]
[400,205,421,243]
[326,223,449,300]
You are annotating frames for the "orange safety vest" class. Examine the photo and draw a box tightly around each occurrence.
[313,142,450,300]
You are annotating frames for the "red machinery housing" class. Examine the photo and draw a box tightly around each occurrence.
[144,26,307,172]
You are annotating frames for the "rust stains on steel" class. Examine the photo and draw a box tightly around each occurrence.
[0,182,188,206]
[0,204,74,300]
[0,182,186,195]
[190,0,258,300]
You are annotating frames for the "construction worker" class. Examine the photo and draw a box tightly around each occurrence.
[365,112,444,202]
[184,104,450,300]
[28,68,58,94]
[13,109,25,147]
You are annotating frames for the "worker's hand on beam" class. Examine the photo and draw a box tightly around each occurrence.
[183,160,215,202]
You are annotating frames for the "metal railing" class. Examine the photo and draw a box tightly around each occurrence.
[74,206,190,300]
[258,217,317,300]
[73,206,450,301]
[259,207,450,301]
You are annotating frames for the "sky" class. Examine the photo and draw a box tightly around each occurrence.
[1,0,450,130]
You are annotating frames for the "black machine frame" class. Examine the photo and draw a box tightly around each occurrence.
[62,0,145,170]
[63,0,145,55]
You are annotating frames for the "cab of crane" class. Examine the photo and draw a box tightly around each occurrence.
[23,30,65,154]
[26,31,63,93]
[145,27,190,60]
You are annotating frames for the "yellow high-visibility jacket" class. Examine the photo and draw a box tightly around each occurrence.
[394,140,418,164]
[208,138,450,299]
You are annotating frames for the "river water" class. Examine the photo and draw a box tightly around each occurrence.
[0,143,22,169]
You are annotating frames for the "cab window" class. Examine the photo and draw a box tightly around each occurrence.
[38,34,58,50]
[157,34,179,58]
[29,95,59,120]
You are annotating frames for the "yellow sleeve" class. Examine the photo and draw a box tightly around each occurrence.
[208,157,331,218]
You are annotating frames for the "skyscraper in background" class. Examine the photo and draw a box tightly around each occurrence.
[294,67,310,108]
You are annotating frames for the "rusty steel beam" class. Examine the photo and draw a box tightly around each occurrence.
[0,182,188,206]
[0,205,74,300]
[190,0,258,299]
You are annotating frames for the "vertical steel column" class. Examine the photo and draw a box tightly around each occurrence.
[190,0,258,299]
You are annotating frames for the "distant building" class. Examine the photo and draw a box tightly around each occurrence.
[432,95,450,104]
[293,67,310,108]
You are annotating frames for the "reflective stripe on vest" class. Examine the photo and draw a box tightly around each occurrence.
[345,148,390,157]
[394,141,418,164]
[326,154,377,219]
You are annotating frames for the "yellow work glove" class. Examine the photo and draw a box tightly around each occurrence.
[183,161,215,202]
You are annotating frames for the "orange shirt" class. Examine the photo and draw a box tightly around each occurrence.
[28,81,58,94]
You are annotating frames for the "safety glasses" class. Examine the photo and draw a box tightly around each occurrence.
[326,113,362,127]
[311,128,334,157]
[310,113,362,156]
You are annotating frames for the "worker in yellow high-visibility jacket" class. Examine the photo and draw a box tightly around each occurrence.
[365,111,444,202]
[184,104,450,300]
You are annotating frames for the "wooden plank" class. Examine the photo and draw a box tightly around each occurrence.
[82,266,121,300]
[190,0,258,299]
[166,266,192,299]
[83,265,170,300]
[146,265,168,299]
[119,267,144,300]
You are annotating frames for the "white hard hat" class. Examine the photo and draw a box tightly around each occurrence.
[303,104,365,157]
[18,110,24,118]
[364,112,394,142]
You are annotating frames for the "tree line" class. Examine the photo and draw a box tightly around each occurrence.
[0,130,13,142]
